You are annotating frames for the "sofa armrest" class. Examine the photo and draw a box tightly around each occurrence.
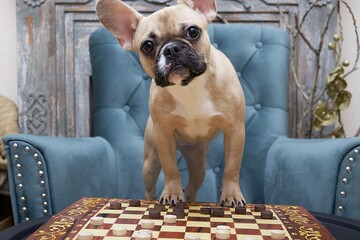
[3,134,116,224]
[265,137,360,220]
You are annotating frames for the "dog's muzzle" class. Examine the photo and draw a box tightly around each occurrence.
[154,40,207,87]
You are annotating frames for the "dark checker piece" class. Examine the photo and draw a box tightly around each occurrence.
[110,202,122,210]
[261,210,273,219]
[175,202,188,209]
[173,208,185,219]
[154,204,166,211]
[129,199,141,207]
[200,207,212,215]
[149,209,161,219]
[211,208,225,217]
[254,205,266,212]
[235,206,247,214]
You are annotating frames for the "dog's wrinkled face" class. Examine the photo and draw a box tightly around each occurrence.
[97,0,217,87]
[133,5,210,87]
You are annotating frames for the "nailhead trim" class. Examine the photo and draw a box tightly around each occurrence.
[10,141,50,222]
[337,147,359,215]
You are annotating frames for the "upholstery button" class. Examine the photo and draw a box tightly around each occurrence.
[213,43,218,49]
[142,73,150,80]
[255,42,263,48]
[254,104,262,110]
[213,167,221,173]
[123,105,130,112]
[237,72,242,78]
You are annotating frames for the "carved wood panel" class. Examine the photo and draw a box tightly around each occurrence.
[17,0,337,138]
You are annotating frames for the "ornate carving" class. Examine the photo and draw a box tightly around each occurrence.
[26,93,48,135]
[308,0,332,7]
[226,0,251,10]
[24,0,46,8]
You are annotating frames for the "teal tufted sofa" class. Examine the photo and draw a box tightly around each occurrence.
[4,24,360,224]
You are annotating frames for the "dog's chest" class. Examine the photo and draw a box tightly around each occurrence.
[167,81,220,141]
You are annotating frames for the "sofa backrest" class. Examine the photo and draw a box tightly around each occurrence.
[89,24,290,203]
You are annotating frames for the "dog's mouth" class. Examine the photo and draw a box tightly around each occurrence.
[154,41,207,87]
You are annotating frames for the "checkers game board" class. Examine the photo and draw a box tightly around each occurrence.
[28,198,334,240]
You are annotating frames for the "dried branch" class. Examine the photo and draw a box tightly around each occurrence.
[319,5,337,52]
[299,0,322,29]
[355,126,360,137]
[216,13,229,24]
[276,3,309,102]
[336,0,343,67]
[295,14,318,54]
[307,5,336,137]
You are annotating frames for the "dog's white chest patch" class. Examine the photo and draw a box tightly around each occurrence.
[167,79,219,140]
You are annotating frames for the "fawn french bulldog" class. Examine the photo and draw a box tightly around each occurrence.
[97,0,246,206]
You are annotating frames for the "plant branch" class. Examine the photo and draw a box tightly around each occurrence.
[355,126,360,137]
[307,4,336,138]
[276,3,309,102]
[295,14,318,54]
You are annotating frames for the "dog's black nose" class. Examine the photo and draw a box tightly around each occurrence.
[163,43,184,58]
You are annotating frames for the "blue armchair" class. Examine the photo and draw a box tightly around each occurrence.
[4,24,360,224]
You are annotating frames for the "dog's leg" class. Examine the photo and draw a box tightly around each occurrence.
[143,118,162,200]
[221,121,246,207]
[153,124,184,204]
[179,143,208,202]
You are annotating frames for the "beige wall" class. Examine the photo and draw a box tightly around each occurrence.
[340,0,360,137]
[0,0,359,137]
[0,0,17,104]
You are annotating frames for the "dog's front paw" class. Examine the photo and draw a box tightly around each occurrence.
[220,181,246,207]
[160,180,184,205]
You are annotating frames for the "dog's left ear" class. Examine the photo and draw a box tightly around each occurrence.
[178,0,217,22]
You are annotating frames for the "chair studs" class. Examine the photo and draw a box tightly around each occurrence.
[41,193,47,199]
[33,153,39,159]
[346,166,352,173]
[340,191,346,197]
[16,164,21,169]
[355,149,359,155]
[43,201,48,207]
[338,205,344,212]
[16,173,22,179]
[25,217,30,221]
[14,154,19,161]
[43,209,48,215]
[24,146,30,152]
[20,196,26,202]
[342,178,349,184]
[39,170,44,177]
[37,161,42,167]
[349,157,355,164]
[18,184,23,190]
[22,207,27,212]
[40,180,45,186]
[12,143,18,149]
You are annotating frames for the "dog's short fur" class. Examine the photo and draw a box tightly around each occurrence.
[97,0,246,206]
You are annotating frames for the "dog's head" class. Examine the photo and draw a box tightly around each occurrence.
[97,0,217,87]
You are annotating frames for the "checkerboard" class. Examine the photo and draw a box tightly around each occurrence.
[28,198,334,240]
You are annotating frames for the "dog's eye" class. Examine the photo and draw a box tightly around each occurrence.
[142,40,154,53]
[187,26,200,39]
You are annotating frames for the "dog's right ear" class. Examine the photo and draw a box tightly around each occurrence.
[96,0,143,50]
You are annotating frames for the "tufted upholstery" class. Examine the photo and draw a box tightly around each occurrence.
[90,24,290,204]
[4,24,360,224]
